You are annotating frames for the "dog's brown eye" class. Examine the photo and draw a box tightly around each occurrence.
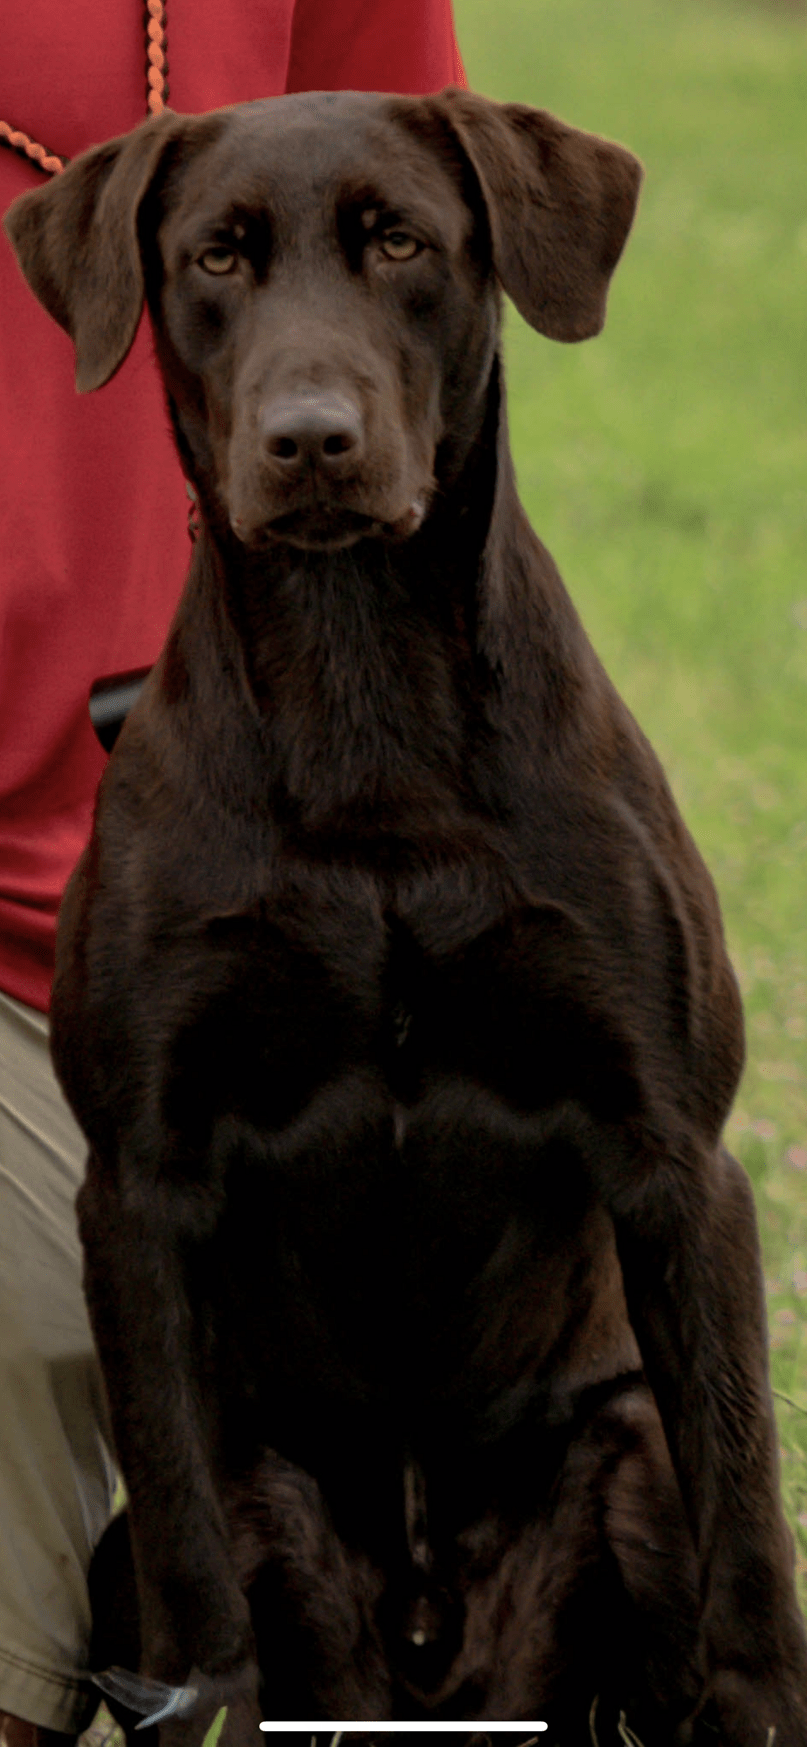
[199,248,237,276]
[379,232,419,262]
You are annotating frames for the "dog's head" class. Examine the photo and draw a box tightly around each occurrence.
[4,91,641,553]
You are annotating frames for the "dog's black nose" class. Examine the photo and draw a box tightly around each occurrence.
[260,392,363,468]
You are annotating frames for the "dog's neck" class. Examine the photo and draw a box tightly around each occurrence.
[170,359,588,839]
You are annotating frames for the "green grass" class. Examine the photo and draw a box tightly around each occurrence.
[455,0,807,1601]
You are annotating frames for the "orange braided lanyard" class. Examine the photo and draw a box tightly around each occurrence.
[1,0,169,178]
[145,0,170,116]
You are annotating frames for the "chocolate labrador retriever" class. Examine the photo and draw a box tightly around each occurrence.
[6,88,807,1747]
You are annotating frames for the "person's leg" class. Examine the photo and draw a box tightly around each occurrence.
[0,1716,78,1747]
[0,989,117,1737]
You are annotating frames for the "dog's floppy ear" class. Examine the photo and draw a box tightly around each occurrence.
[3,111,182,392]
[434,88,642,342]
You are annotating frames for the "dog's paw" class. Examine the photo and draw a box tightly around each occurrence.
[158,1663,263,1747]
[684,1667,807,1747]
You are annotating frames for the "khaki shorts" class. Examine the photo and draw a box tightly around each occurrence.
[0,990,117,1734]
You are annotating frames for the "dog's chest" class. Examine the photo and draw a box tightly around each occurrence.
[168,848,621,1151]
[169,855,630,1404]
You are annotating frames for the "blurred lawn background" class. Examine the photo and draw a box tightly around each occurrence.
[454,0,807,1601]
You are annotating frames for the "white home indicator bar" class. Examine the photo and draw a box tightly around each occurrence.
[258,1726,548,1734]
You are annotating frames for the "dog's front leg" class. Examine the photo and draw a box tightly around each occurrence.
[78,1151,263,1746]
[607,1140,807,1745]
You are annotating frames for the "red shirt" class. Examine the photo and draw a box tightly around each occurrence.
[0,0,465,1012]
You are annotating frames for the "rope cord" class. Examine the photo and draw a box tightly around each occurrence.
[1,0,168,177]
